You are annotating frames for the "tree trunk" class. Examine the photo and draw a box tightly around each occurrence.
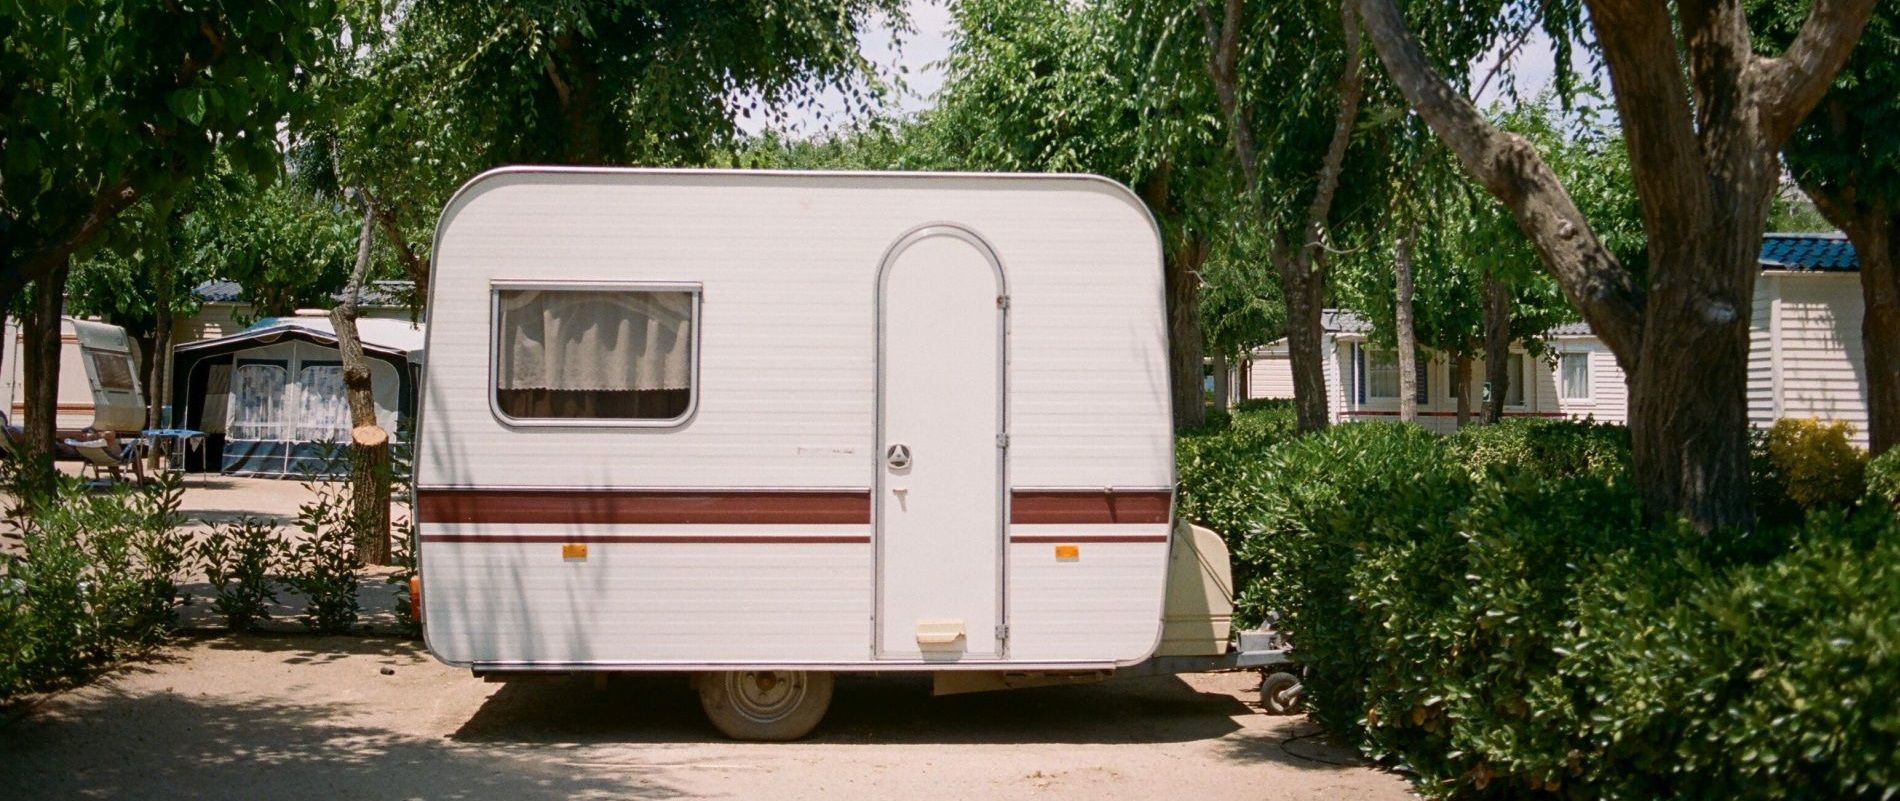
[1481,270,1510,424]
[1211,351,1232,412]
[1394,230,1418,423]
[1803,185,1898,456]
[1236,354,1252,403]
[1354,0,1874,529]
[1280,261,1330,432]
[23,265,69,466]
[146,272,175,471]
[1202,0,1362,436]
[1166,240,1208,430]
[1859,217,1900,455]
[333,201,391,566]
[1452,356,1473,427]
[1142,165,1208,432]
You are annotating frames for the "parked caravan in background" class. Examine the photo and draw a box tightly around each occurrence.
[1,317,148,438]
[169,314,424,477]
[416,168,1261,740]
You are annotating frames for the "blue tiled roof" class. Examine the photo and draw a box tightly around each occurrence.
[192,279,416,306]
[1761,232,1857,272]
[193,279,245,303]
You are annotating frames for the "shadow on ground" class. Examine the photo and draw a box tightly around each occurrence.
[0,680,682,801]
[453,671,1298,750]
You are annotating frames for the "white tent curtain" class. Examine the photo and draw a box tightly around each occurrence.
[294,365,349,441]
[497,290,693,392]
[227,363,287,440]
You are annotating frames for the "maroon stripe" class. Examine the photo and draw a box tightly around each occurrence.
[416,488,871,525]
[1343,410,1567,418]
[1010,534,1170,543]
[421,533,869,544]
[1009,490,1172,525]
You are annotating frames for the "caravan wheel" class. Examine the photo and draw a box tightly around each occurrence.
[696,670,834,741]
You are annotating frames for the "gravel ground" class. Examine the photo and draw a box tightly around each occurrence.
[1,635,1413,801]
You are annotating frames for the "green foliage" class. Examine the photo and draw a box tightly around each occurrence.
[1,0,361,297]
[1218,421,1900,799]
[1447,417,1631,482]
[195,517,283,632]
[1861,448,1900,512]
[1175,400,1301,593]
[1753,0,1900,222]
[285,479,360,634]
[1764,418,1869,510]
[0,467,192,701]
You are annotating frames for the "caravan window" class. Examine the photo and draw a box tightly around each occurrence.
[494,287,697,422]
[90,351,137,391]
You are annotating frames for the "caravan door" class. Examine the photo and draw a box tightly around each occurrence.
[875,225,1008,660]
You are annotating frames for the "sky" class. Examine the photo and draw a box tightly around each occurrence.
[738,1,1594,139]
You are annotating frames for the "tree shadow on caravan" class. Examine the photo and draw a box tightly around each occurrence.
[450,672,1250,746]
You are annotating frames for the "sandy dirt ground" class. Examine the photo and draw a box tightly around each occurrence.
[4,475,1415,800]
[1,635,1413,801]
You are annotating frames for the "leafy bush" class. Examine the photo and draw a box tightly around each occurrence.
[285,479,360,634]
[196,516,283,632]
[1233,422,1899,800]
[0,468,193,700]
[1861,448,1900,512]
[1447,417,1631,482]
[1175,400,1300,594]
[1763,418,1868,510]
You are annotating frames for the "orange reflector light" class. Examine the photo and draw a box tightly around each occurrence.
[562,543,588,560]
[408,576,422,623]
[1055,545,1080,561]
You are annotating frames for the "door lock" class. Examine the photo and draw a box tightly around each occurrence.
[885,443,912,470]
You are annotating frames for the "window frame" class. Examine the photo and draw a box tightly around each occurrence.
[488,280,703,429]
[1560,351,1592,401]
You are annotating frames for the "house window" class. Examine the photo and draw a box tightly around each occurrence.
[493,286,697,422]
[1366,350,1400,399]
[1505,353,1526,407]
[1560,352,1591,400]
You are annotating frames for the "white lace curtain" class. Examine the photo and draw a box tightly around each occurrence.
[225,363,352,442]
[228,363,286,441]
[496,290,693,391]
[294,365,349,441]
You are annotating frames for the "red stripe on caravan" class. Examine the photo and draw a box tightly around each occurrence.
[420,533,870,544]
[414,488,873,525]
[1008,490,1172,525]
[1009,534,1170,543]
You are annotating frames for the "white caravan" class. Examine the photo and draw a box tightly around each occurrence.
[2,317,148,436]
[416,168,1279,739]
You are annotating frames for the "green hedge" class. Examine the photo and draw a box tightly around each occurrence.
[1190,419,1898,799]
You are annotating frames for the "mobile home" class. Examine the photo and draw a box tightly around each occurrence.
[2,317,148,437]
[416,168,1219,739]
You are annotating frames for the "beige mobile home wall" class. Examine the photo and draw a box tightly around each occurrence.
[1750,272,1868,446]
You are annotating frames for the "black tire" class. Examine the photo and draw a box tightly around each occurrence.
[696,670,834,741]
[1260,671,1303,715]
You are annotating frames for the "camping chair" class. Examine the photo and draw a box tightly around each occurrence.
[64,434,142,485]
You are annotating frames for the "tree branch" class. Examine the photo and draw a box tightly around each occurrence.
[1199,0,1258,193]
[3,182,141,300]
[1298,0,1366,275]
[1354,0,1647,366]
[1585,0,1708,231]
[1754,0,1878,144]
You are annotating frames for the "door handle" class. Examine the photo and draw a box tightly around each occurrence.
[885,443,912,470]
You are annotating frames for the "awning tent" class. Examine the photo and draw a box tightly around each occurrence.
[170,316,425,477]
